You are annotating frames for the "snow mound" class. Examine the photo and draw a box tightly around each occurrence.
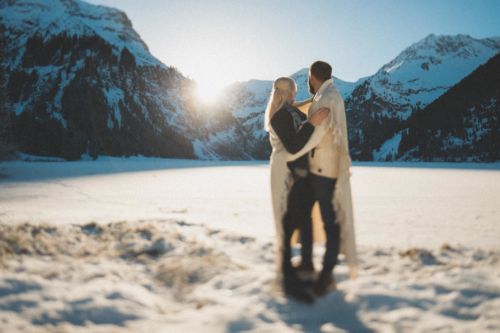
[1,220,499,332]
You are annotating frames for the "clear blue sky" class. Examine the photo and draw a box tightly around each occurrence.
[86,0,500,92]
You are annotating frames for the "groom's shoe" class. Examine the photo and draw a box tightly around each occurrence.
[294,261,315,273]
[283,275,315,304]
[313,272,336,296]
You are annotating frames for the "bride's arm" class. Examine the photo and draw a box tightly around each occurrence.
[270,109,315,154]
[287,93,342,162]
[286,121,328,162]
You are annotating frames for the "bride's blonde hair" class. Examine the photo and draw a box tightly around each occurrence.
[264,77,297,131]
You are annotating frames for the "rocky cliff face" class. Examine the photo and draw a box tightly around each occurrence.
[394,53,500,162]
[2,0,198,160]
[345,34,500,160]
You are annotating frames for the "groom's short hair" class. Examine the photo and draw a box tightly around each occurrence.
[310,61,332,82]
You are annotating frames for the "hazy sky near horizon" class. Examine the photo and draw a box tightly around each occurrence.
[86,0,499,93]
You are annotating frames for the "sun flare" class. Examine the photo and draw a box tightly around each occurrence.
[195,80,224,104]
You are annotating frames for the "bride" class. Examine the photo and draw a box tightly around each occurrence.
[265,77,329,302]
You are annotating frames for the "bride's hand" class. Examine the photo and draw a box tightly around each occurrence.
[309,108,330,126]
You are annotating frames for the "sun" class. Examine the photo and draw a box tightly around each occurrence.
[180,38,245,105]
[195,80,224,105]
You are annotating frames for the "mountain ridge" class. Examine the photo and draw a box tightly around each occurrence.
[394,52,500,162]
[2,0,197,160]
[2,0,498,161]
[345,33,500,160]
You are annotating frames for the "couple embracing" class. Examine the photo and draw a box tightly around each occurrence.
[265,61,358,303]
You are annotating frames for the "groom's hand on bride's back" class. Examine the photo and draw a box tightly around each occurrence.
[309,108,330,126]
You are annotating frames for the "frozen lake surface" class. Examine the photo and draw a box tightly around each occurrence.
[1,157,499,332]
[1,158,499,249]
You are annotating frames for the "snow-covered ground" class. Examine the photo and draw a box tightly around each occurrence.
[1,157,499,332]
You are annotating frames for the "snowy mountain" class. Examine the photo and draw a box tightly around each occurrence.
[2,0,199,160]
[196,70,364,160]
[291,68,366,101]
[2,1,498,162]
[188,79,273,160]
[393,52,500,162]
[2,0,160,67]
[204,35,500,162]
[346,34,500,160]
[4,0,364,161]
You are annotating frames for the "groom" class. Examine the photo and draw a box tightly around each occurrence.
[300,61,346,295]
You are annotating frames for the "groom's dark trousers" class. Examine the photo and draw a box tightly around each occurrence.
[309,173,340,274]
[283,176,314,276]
